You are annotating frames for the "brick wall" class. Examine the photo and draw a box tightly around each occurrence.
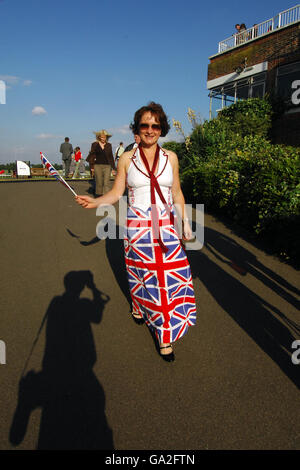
[208,22,300,146]
[208,22,300,88]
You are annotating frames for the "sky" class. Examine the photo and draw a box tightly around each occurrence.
[0,0,297,164]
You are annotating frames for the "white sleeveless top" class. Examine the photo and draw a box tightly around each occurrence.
[126,147,173,212]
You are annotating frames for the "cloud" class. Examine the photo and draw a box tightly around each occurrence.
[32,106,47,115]
[36,133,62,139]
[0,75,20,85]
[159,130,183,144]
[0,75,33,88]
[109,124,131,135]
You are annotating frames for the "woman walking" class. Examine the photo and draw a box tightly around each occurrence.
[76,102,196,361]
[89,130,116,196]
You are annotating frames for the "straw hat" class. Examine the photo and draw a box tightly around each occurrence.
[93,129,112,138]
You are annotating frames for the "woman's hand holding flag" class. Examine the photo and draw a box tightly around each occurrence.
[75,195,99,209]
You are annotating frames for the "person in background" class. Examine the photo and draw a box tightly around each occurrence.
[69,151,76,177]
[60,137,73,178]
[124,134,141,152]
[115,142,124,167]
[79,157,86,178]
[72,147,83,179]
[89,130,116,196]
[234,23,241,45]
[239,23,247,42]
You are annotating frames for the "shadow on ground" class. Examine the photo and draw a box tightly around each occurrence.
[187,224,300,388]
[66,221,300,389]
[67,222,131,307]
[10,270,114,450]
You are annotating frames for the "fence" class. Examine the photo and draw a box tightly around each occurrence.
[218,4,300,53]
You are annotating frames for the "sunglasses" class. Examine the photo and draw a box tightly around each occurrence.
[139,123,161,131]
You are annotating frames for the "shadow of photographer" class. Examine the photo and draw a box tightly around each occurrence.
[10,270,114,450]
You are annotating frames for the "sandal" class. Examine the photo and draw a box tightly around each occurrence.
[159,344,175,362]
[131,311,145,325]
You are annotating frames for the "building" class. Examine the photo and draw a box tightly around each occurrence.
[207,5,300,146]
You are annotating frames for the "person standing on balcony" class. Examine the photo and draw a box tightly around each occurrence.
[239,23,247,42]
[234,24,241,45]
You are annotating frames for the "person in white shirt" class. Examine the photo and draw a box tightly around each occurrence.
[115,142,125,166]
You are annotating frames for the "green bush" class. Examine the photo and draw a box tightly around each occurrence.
[218,97,272,138]
[162,141,186,160]
[182,135,300,262]
[178,98,300,264]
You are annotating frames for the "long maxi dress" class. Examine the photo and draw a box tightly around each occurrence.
[124,145,196,344]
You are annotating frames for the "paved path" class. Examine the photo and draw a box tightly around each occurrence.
[0,181,299,450]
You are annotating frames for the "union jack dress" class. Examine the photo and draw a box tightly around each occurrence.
[124,145,196,344]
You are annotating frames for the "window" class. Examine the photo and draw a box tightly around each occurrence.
[251,83,265,98]
[236,78,250,100]
[276,61,300,106]
[209,72,266,118]
[223,85,235,107]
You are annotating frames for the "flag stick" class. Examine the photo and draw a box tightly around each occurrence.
[57,175,78,197]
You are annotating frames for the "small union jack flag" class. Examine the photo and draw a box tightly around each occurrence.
[40,152,77,196]
[40,152,60,177]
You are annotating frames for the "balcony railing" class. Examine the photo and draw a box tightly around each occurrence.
[218,4,300,53]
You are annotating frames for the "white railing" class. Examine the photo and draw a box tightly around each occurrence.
[218,4,300,53]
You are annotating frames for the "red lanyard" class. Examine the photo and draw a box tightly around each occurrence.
[138,145,175,253]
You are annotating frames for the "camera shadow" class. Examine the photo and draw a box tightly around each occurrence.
[9,270,114,450]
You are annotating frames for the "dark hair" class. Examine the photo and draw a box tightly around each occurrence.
[130,101,170,137]
[65,137,69,142]
[75,147,80,151]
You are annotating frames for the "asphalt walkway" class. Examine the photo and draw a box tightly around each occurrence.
[0,180,299,450]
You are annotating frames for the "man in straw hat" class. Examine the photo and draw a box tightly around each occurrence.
[89,129,116,196]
